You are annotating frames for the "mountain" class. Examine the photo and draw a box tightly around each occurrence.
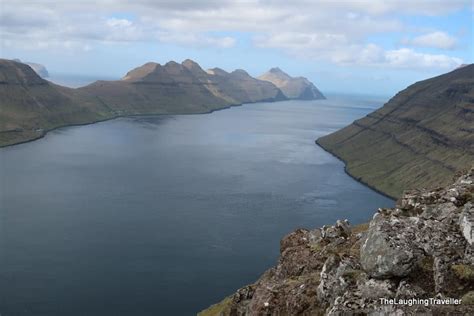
[206,67,286,103]
[200,169,474,315]
[0,59,297,147]
[317,64,474,198]
[13,59,49,78]
[79,60,231,115]
[80,59,287,115]
[0,59,109,146]
[258,67,325,100]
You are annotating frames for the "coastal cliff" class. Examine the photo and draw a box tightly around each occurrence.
[259,67,325,100]
[200,169,474,315]
[317,64,474,198]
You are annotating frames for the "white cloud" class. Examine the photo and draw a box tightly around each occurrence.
[106,18,132,28]
[157,32,236,48]
[0,0,468,69]
[385,48,462,68]
[333,45,462,69]
[402,31,458,49]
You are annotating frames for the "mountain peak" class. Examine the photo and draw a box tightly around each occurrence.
[181,59,202,70]
[231,69,250,77]
[181,59,208,77]
[0,59,47,85]
[122,62,160,81]
[269,67,284,74]
[11,58,49,78]
[206,67,229,76]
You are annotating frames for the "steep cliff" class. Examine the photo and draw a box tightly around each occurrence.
[259,67,325,100]
[317,64,474,198]
[200,169,474,315]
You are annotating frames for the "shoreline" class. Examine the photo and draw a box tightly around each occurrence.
[0,101,253,149]
[1,98,395,203]
[1,97,329,149]
[315,139,397,201]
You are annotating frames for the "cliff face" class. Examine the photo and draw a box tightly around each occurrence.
[200,169,474,315]
[317,64,474,198]
[258,67,325,100]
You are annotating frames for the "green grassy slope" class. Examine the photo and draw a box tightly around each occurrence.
[317,64,474,198]
[0,59,113,146]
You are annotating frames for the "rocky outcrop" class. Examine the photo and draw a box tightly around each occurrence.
[258,67,325,100]
[317,64,474,198]
[200,168,474,315]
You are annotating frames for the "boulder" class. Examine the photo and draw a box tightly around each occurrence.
[360,213,424,278]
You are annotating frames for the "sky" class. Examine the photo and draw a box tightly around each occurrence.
[0,0,472,95]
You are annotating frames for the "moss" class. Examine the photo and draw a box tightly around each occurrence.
[461,291,474,305]
[198,296,233,316]
[418,256,434,272]
[451,264,474,281]
[309,242,323,253]
[285,272,321,286]
[352,223,369,234]
[342,269,364,283]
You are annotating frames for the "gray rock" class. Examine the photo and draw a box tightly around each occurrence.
[317,255,358,302]
[459,202,473,246]
[360,214,424,278]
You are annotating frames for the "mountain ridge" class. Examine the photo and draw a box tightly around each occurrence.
[0,58,321,147]
[316,64,474,198]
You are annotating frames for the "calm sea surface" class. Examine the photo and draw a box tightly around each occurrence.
[0,97,394,315]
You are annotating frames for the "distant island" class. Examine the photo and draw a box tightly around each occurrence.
[0,58,325,147]
[13,59,49,78]
[259,67,325,100]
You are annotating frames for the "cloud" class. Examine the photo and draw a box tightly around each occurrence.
[333,45,462,69]
[0,0,468,69]
[402,31,458,49]
[106,18,133,28]
[157,32,236,48]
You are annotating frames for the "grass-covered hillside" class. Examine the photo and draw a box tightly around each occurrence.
[317,64,474,198]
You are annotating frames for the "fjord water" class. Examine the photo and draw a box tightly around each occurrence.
[0,97,393,316]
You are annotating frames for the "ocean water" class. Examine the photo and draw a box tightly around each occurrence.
[0,97,394,315]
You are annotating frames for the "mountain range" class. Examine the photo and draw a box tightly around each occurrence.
[317,64,474,198]
[0,58,325,147]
